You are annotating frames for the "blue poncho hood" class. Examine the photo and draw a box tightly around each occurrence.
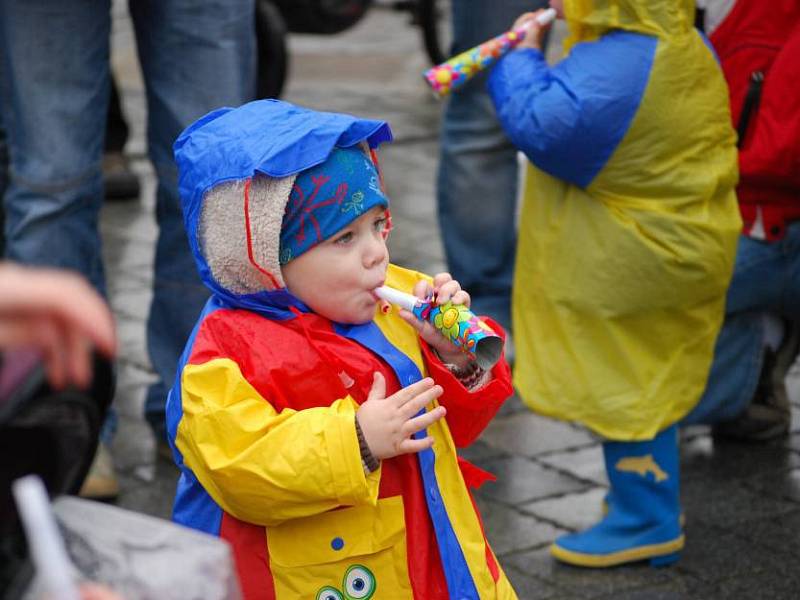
[173,99,393,317]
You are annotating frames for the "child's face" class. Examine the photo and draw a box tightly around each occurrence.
[282,206,390,324]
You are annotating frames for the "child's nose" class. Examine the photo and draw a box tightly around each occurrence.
[364,236,388,268]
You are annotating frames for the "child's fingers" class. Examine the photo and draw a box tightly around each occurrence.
[398,308,425,333]
[431,272,453,293]
[396,435,435,455]
[402,406,446,437]
[435,279,462,305]
[389,377,435,410]
[400,384,443,419]
[366,371,386,402]
[412,279,433,301]
[512,11,539,30]
[450,289,471,308]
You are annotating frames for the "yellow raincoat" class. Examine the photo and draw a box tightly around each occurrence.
[489,0,741,440]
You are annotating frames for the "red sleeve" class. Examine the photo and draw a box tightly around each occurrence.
[419,317,513,447]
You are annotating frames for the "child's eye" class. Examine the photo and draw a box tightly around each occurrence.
[333,231,353,245]
[373,217,387,232]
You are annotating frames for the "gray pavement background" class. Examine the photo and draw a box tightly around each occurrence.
[103,5,800,599]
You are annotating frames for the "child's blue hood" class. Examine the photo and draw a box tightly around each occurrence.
[173,99,393,317]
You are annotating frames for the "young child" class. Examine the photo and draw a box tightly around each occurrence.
[166,99,517,599]
[488,1,741,567]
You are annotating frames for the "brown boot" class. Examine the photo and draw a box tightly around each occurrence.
[713,323,798,442]
[79,443,120,500]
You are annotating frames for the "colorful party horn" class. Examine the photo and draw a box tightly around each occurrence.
[423,7,556,98]
[374,285,504,370]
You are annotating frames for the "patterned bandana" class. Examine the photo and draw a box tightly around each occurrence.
[279,146,389,265]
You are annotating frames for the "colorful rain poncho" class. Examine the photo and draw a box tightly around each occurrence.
[489,0,742,440]
[168,100,517,599]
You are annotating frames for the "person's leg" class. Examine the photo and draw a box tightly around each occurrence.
[1,105,7,256]
[437,0,548,333]
[0,0,110,292]
[103,73,141,201]
[686,232,794,434]
[129,0,255,443]
[105,76,129,154]
[780,221,800,321]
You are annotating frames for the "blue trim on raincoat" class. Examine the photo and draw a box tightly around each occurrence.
[334,321,480,599]
[168,297,225,534]
[488,31,657,187]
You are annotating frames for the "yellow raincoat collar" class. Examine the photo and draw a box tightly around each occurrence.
[563,0,696,49]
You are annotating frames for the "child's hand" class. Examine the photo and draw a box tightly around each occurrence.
[356,372,446,461]
[397,272,472,369]
[513,9,552,51]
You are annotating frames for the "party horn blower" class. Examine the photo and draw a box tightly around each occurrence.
[374,286,504,369]
[423,7,557,98]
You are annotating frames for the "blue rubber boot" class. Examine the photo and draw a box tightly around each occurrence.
[552,425,683,568]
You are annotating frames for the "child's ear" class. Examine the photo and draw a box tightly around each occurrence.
[382,208,393,240]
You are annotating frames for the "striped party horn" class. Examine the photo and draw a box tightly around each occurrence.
[374,285,504,370]
[423,7,556,98]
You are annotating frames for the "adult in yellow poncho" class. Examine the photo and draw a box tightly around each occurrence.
[488,0,741,567]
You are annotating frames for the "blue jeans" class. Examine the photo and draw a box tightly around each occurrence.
[437,0,549,332]
[685,222,800,424]
[0,0,255,440]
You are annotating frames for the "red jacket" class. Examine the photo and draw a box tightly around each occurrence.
[709,0,800,239]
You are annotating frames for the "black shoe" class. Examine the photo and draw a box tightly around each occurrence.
[103,152,141,201]
[713,323,798,442]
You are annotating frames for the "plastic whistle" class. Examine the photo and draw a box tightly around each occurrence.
[374,285,504,369]
[423,7,557,98]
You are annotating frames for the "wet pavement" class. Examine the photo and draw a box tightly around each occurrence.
[103,4,800,599]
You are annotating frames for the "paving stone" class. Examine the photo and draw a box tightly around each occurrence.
[677,524,785,584]
[731,509,800,557]
[682,473,799,530]
[681,433,800,482]
[114,318,150,368]
[497,392,530,418]
[502,565,574,600]
[537,445,607,486]
[459,439,508,463]
[108,284,153,322]
[475,456,589,505]
[475,496,565,556]
[111,381,148,419]
[111,418,155,473]
[714,574,799,600]
[504,547,676,599]
[481,412,596,457]
[743,465,800,504]
[521,487,608,532]
[115,457,179,522]
[591,571,713,600]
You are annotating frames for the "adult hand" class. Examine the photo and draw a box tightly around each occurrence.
[513,9,553,51]
[0,262,117,390]
[397,272,472,369]
[356,372,445,461]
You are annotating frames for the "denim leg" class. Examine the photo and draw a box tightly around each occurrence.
[779,222,800,319]
[0,105,7,255]
[437,0,548,332]
[683,312,763,424]
[129,0,256,435]
[686,232,797,425]
[0,0,110,291]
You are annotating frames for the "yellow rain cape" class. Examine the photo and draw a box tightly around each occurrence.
[494,0,741,440]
